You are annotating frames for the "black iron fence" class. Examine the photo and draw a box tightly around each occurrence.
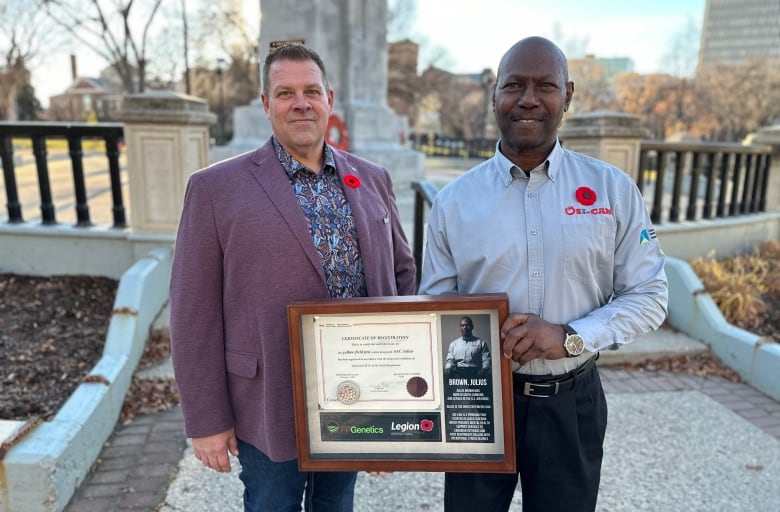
[0,121,127,228]
[410,133,497,160]
[638,141,772,224]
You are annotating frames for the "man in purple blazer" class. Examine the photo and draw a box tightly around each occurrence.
[169,44,416,511]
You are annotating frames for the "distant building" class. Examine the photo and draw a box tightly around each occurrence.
[698,0,780,69]
[48,77,123,122]
[0,67,18,120]
[387,39,420,126]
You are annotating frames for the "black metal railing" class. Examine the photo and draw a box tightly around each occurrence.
[410,133,497,160]
[410,180,439,285]
[638,141,772,224]
[0,122,126,228]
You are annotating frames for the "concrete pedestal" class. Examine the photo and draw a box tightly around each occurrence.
[116,92,216,233]
[559,111,650,180]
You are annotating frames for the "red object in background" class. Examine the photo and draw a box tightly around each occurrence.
[326,115,349,151]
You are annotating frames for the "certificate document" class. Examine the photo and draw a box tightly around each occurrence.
[314,314,440,410]
[287,294,515,473]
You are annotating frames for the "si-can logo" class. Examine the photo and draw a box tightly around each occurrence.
[565,206,613,216]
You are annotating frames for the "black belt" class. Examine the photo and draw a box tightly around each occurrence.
[512,355,597,398]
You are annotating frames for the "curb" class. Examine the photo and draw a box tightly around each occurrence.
[665,257,780,400]
[0,247,172,512]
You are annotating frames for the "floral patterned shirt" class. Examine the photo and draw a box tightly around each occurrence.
[272,136,367,298]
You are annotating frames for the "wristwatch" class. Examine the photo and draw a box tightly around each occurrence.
[562,324,585,357]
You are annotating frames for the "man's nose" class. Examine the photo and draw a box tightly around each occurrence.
[292,93,312,109]
[517,87,539,107]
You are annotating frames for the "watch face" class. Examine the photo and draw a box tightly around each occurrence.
[565,334,585,356]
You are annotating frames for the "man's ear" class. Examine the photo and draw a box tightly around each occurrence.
[261,94,270,117]
[564,81,574,111]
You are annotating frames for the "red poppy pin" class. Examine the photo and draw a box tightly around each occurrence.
[343,174,361,188]
[575,186,597,206]
[420,419,434,432]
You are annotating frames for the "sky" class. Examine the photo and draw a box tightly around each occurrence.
[406,0,705,74]
[30,0,705,108]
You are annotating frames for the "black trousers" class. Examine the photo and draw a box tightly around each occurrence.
[444,361,608,512]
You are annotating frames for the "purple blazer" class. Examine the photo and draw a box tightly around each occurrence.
[169,140,416,461]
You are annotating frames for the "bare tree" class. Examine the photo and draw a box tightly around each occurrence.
[568,57,615,115]
[387,0,416,42]
[40,0,164,93]
[698,58,780,140]
[661,16,700,79]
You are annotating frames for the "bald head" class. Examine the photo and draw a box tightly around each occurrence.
[497,37,569,84]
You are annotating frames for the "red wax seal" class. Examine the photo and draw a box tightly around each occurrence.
[406,377,428,397]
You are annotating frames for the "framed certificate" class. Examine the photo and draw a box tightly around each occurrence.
[287,293,515,473]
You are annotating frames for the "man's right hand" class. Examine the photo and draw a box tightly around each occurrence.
[192,428,239,473]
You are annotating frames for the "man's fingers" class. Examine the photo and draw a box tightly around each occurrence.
[228,434,239,457]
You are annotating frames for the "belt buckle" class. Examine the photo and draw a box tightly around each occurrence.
[523,381,558,398]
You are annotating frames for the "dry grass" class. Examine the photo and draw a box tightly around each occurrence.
[690,241,780,335]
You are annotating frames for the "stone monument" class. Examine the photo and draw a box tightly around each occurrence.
[213,0,424,190]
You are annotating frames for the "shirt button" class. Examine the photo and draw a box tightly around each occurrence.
[532,271,540,277]
[531,229,538,235]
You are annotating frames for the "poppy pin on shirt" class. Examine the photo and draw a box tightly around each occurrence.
[575,186,597,206]
[343,174,360,188]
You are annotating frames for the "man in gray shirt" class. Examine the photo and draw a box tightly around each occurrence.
[419,36,667,512]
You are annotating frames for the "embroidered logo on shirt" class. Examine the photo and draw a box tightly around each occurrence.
[640,229,652,245]
[565,206,612,216]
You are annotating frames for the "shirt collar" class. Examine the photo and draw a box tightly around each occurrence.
[493,139,562,186]
[272,136,337,179]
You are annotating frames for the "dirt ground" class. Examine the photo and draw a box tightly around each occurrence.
[0,274,177,423]
[1,273,776,423]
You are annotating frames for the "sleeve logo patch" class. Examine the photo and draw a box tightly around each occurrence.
[640,228,656,245]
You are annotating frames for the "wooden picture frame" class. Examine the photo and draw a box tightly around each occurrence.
[287,293,515,473]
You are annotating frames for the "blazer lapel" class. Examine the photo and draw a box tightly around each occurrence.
[249,144,325,282]
[335,153,378,291]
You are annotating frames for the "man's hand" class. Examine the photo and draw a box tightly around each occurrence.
[192,428,239,473]
[500,313,567,364]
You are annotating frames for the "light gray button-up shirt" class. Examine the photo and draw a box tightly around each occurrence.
[419,141,668,376]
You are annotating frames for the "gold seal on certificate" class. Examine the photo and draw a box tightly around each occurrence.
[337,381,359,404]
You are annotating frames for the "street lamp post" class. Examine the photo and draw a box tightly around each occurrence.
[216,57,226,145]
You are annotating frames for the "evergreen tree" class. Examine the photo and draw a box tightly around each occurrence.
[16,81,42,121]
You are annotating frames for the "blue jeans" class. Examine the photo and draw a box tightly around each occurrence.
[236,438,357,512]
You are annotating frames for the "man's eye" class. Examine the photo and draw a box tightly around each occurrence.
[306,89,321,96]
[278,91,292,98]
